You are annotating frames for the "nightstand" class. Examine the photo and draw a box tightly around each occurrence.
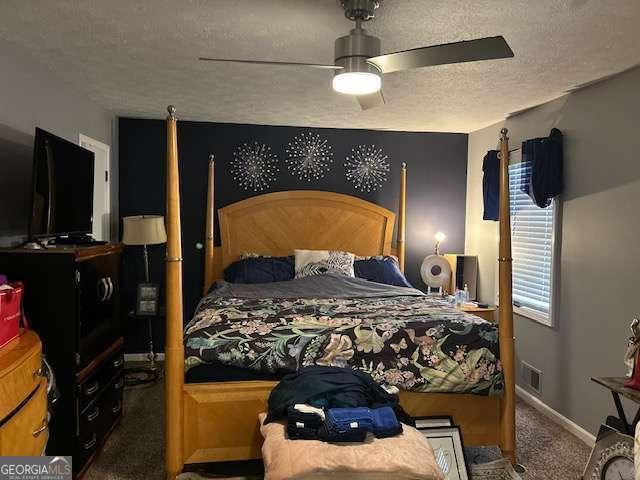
[460,305,496,322]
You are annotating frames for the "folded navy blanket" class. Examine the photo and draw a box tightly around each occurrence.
[325,407,374,431]
[371,405,403,438]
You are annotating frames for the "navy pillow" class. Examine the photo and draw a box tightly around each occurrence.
[224,256,295,284]
[354,258,413,288]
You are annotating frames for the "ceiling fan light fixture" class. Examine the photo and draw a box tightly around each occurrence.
[332,71,381,95]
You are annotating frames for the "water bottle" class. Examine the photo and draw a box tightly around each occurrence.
[463,284,469,304]
[455,288,462,307]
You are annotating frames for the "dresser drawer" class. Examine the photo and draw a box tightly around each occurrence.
[79,372,124,435]
[0,379,48,456]
[0,331,42,421]
[78,346,124,413]
[77,373,124,469]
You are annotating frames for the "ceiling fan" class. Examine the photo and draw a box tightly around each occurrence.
[199,0,514,110]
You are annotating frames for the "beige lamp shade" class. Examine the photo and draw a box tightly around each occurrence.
[122,215,167,245]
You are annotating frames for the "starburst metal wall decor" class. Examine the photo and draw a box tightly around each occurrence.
[231,142,280,191]
[285,132,334,182]
[344,144,390,192]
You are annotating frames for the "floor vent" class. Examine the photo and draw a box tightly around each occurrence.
[521,361,542,394]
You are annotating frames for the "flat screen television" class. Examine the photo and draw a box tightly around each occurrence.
[29,128,95,238]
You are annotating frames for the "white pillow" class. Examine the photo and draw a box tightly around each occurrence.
[294,249,355,278]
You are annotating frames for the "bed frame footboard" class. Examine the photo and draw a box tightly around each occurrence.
[181,381,502,465]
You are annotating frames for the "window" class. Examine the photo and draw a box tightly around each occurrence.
[509,161,557,326]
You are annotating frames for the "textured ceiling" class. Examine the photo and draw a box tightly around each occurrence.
[0,0,639,133]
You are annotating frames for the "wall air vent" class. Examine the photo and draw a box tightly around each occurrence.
[521,361,542,394]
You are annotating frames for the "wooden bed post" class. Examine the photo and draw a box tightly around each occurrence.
[165,105,185,480]
[498,127,516,464]
[397,162,407,272]
[203,154,215,295]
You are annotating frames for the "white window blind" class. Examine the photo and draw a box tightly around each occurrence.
[509,161,556,324]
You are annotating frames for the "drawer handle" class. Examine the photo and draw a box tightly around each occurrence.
[106,277,114,300]
[97,278,110,302]
[33,367,45,379]
[86,407,100,422]
[112,357,124,369]
[32,418,48,437]
[83,434,97,450]
[112,400,122,414]
[84,380,100,396]
[113,378,125,390]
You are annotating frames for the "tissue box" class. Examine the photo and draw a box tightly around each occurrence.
[0,281,25,348]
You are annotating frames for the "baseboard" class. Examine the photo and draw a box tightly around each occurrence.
[516,385,596,447]
[124,353,165,362]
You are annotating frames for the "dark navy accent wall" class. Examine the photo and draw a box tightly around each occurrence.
[119,118,467,353]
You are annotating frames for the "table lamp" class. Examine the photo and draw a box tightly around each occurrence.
[434,231,446,255]
[122,215,167,371]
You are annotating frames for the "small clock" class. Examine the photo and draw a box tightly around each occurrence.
[583,424,635,480]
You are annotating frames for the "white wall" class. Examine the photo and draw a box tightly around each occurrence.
[465,66,640,435]
[0,40,115,245]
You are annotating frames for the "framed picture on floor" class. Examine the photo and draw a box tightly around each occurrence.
[418,425,469,480]
[414,415,454,429]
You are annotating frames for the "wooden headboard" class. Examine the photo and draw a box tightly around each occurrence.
[219,190,395,267]
[203,160,407,292]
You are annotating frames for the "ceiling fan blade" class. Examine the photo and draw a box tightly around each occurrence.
[356,90,385,110]
[198,57,342,70]
[367,36,514,74]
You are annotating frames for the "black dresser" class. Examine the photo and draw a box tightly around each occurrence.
[0,244,124,477]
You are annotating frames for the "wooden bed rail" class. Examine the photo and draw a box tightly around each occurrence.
[165,106,185,480]
[397,162,407,273]
[498,128,516,463]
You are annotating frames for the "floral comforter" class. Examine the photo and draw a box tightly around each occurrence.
[184,275,502,395]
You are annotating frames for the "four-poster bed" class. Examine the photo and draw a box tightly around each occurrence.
[163,106,515,479]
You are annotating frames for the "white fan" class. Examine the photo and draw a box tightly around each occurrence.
[420,231,451,293]
[420,255,451,291]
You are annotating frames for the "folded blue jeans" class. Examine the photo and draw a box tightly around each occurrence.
[318,407,373,443]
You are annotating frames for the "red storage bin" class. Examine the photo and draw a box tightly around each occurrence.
[0,281,26,348]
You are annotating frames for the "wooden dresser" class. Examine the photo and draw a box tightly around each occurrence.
[0,330,48,455]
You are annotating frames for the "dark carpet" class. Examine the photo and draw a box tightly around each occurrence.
[85,378,591,480]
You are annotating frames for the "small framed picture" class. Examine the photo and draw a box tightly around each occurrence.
[414,415,454,429]
[136,283,159,316]
[418,425,469,480]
